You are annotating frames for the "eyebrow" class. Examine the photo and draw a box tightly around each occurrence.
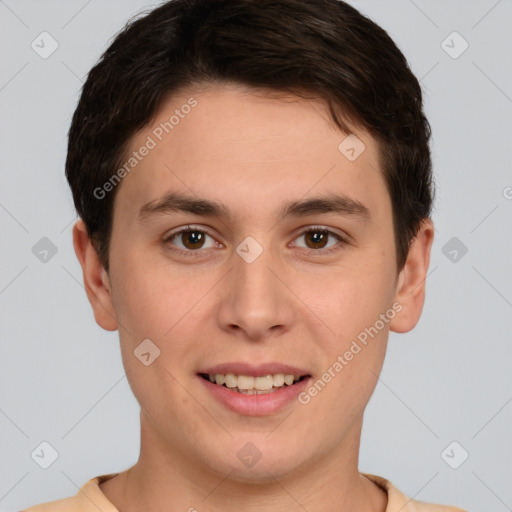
[138,192,231,222]
[138,191,371,224]
[280,194,370,222]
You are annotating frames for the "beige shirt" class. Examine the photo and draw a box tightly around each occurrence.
[22,472,467,511]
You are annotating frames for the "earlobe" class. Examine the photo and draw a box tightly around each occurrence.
[389,218,434,334]
[72,219,118,331]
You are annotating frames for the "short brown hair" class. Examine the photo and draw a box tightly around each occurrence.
[66,0,433,272]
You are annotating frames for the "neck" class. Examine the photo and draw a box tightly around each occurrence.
[100,414,387,512]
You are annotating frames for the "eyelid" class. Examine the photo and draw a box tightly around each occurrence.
[292,224,347,240]
[164,224,216,239]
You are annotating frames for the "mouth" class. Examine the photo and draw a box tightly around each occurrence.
[198,372,310,395]
[197,363,312,415]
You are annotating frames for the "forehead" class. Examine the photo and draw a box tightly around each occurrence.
[114,83,390,225]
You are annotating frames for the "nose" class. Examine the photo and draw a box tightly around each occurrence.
[215,238,295,342]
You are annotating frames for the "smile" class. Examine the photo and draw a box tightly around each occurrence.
[197,366,312,415]
[199,373,307,394]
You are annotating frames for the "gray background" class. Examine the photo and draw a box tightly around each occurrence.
[1,1,511,510]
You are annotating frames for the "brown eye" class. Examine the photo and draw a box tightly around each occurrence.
[166,227,217,252]
[303,230,329,249]
[181,230,206,249]
[292,227,345,253]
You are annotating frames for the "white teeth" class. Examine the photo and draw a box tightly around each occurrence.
[273,373,285,387]
[254,375,273,390]
[225,373,236,388]
[205,372,304,391]
[237,375,254,390]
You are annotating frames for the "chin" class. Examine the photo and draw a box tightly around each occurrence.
[201,433,310,483]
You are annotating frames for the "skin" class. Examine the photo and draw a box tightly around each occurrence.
[73,82,434,512]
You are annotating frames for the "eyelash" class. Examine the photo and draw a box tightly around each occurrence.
[163,225,347,257]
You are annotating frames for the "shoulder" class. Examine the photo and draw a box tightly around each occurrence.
[362,473,468,512]
[20,473,119,512]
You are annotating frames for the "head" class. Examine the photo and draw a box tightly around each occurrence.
[71,0,434,483]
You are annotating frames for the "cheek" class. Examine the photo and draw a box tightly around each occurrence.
[112,272,164,338]
[301,277,391,419]
[301,257,395,402]
[110,252,217,370]
[307,261,396,341]
[111,249,180,333]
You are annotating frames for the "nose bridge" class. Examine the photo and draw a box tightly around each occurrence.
[217,233,293,339]
[236,238,275,293]
[234,233,280,306]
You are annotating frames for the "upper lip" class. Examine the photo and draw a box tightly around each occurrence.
[199,362,310,377]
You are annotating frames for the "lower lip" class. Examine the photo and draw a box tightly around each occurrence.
[198,375,311,416]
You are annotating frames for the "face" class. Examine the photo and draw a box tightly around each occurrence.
[76,82,432,483]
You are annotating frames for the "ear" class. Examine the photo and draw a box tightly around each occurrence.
[72,218,118,331]
[389,218,434,333]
